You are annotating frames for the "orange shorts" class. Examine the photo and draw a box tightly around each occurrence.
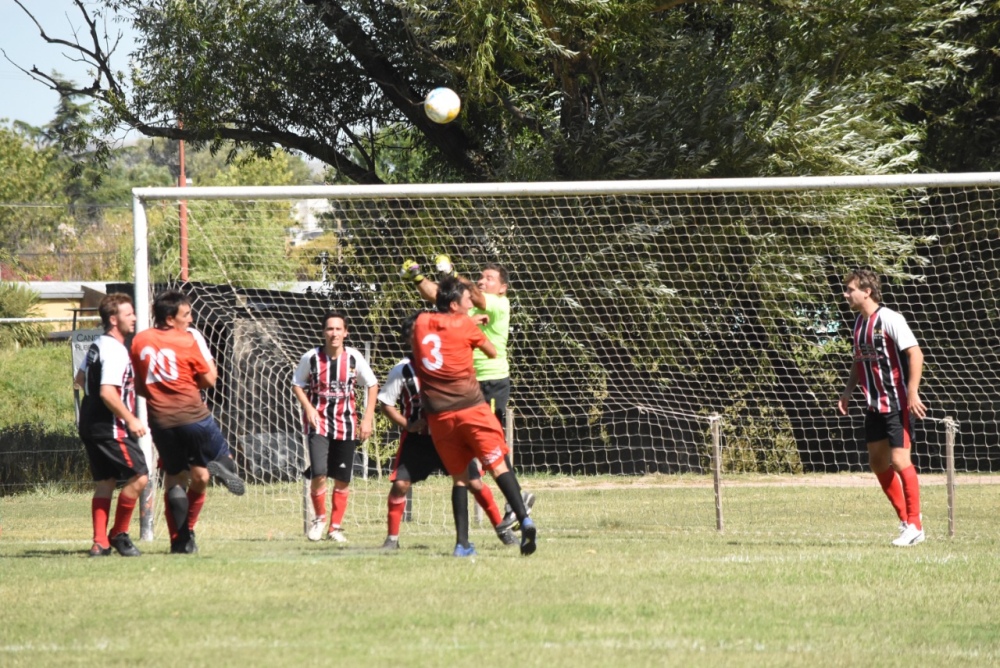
[427,403,509,477]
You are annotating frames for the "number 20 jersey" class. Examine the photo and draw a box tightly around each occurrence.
[130,327,212,429]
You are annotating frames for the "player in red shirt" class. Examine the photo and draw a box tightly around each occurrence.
[75,294,148,557]
[131,289,244,554]
[411,276,537,556]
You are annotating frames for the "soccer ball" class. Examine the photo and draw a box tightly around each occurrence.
[424,87,462,124]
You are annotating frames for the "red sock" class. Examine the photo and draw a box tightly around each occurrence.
[187,490,206,531]
[471,485,503,527]
[387,494,406,537]
[330,488,350,528]
[875,468,906,522]
[311,487,327,520]
[898,465,922,530]
[92,497,111,547]
[110,494,137,538]
[164,495,178,542]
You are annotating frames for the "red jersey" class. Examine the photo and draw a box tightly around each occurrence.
[130,327,212,429]
[412,312,487,414]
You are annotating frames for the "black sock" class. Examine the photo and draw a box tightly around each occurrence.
[451,485,470,547]
[167,485,190,539]
[495,472,527,521]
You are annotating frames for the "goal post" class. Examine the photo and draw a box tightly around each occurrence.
[131,173,1000,539]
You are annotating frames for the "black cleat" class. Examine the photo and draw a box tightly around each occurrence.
[497,491,536,533]
[110,532,141,557]
[380,536,400,551]
[519,517,537,556]
[207,457,246,496]
[496,526,517,546]
[88,543,112,558]
[170,530,198,555]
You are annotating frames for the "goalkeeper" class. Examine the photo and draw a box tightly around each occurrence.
[401,255,534,530]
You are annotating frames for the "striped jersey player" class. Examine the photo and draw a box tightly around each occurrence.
[838,269,927,547]
[75,294,148,558]
[292,311,378,543]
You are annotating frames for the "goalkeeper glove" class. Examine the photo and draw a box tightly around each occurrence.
[400,259,425,283]
[434,254,455,277]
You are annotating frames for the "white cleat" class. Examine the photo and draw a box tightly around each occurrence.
[892,523,925,547]
[327,528,348,544]
[307,516,327,542]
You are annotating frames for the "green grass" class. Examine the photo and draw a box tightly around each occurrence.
[0,344,76,431]
[1,477,998,667]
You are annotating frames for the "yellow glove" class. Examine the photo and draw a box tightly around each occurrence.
[400,259,425,283]
[434,254,455,277]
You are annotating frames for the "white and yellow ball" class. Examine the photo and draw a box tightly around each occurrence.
[424,87,462,124]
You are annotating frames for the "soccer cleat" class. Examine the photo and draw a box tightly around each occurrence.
[496,526,517,546]
[170,530,198,555]
[898,520,908,536]
[434,254,455,277]
[327,528,348,544]
[892,523,925,547]
[88,543,112,558]
[380,537,400,551]
[307,516,327,542]
[519,517,537,556]
[497,491,536,533]
[207,457,246,496]
[400,259,425,283]
[110,532,142,557]
[453,542,477,557]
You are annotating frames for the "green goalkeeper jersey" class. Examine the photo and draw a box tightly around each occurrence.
[471,292,509,381]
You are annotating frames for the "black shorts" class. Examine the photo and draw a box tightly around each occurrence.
[390,432,482,484]
[479,377,510,426]
[864,409,912,449]
[80,433,148,482]
[308,434,357,483]
[152,416,231,476]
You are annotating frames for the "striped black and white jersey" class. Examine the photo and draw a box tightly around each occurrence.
[78,334,137,442]
[377,358,422,426]
[292,346,377,439]
[851,306,919,414]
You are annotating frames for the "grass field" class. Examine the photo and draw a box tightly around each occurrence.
[2,476,998,667]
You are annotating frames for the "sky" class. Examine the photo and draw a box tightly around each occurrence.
[0,2,135,129]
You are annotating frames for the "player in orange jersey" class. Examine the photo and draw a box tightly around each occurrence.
[410,276,536,557]
[130,289,244,555]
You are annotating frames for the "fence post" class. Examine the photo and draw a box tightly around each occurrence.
[711,413,723,533]
[944,416,956,538]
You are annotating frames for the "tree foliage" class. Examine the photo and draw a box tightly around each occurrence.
[11,1,996,184]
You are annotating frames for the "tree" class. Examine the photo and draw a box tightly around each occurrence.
[0,123,69,253]
[9,1,987,184]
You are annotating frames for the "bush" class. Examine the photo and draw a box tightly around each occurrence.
[0,282,47,350]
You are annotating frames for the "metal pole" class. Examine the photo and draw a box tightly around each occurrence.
[179,132,189,282]
[945,417,956,538]
[711,413,724,533]
[133,196,157,542]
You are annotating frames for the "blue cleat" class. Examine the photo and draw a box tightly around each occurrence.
[453,543,477,557]
[519,517,537,556]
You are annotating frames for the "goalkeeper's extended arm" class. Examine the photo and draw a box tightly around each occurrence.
[401,259,439,303]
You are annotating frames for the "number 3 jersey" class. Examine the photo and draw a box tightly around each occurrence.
[78,334,137,442]
[130,327,213,429]
[411,312,487,415]
[292,346,377,439]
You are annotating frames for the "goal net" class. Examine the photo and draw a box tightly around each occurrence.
[132,175,1000,540]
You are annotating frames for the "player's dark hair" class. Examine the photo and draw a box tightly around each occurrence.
[98,293,133,332]
[399,311,421,344]
[152,289,190,328]
[482,262,509,287]
[844,268,881,303]
[322,310,348,330]
[435,276,469,313]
